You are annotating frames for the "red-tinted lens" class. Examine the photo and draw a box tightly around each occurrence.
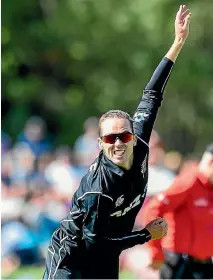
[119,133,133,143]
[102,133,133,144]
[101,134,117,144]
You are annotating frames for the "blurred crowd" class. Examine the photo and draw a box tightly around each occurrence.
[1,116,100,277]
[1,116,200,278]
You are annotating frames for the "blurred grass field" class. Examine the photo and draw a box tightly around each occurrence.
[2,266,135,279]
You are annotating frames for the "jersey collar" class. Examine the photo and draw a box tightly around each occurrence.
[101,152,126,177]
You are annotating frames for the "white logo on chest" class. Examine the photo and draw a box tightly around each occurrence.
[110,194,142,217]
[115,195,124,207]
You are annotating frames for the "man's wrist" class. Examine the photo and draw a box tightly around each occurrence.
[165,40,185,63]
[173,38,185,49]
[140,228,152,242]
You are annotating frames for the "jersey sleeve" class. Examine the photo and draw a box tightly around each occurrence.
[81,193,151,253]
[133,57,174,144]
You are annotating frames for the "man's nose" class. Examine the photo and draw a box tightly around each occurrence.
[115,137,123,145]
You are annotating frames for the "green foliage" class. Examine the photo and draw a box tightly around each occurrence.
[2,0,213,152]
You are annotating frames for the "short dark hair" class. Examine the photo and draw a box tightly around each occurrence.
[98,110,133,136]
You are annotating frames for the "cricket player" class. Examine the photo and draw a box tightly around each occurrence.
[43,5,191,279]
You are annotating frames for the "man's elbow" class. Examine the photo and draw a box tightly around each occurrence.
[83,234,105,251]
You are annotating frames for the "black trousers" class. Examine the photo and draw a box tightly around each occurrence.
[43,229,119,279]
[160,250,213,279]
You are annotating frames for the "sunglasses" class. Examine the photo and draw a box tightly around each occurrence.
[101,132,134,144]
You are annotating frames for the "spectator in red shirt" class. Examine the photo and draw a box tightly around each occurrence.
[143,142,213,279]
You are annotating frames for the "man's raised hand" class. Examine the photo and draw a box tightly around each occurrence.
[175,5,192,44]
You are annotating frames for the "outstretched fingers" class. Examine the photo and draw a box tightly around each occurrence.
[176,5,191,23]
[183,13,192,28]
[181,9,190,20]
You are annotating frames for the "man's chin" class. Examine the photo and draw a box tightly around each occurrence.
[112,157,126,166]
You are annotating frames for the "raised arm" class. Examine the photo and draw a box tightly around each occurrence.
[133,5,191,144]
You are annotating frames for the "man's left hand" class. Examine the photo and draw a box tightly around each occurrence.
[175,5,191,44]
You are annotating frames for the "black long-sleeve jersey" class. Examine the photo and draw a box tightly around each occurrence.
[54,57,174,257]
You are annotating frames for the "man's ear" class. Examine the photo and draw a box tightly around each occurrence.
[98,138,103,150]
[133,135,137,146]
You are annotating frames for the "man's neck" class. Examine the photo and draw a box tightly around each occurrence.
[120,155,134,170]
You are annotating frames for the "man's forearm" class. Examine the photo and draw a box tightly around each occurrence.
[145,57,174,92]
[165,39,185,63]
[145,38,185,91]
[84,228,151,252]
[133,57,174,143]
[105,228,151,251]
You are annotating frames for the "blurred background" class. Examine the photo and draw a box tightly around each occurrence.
[1,0,213,278]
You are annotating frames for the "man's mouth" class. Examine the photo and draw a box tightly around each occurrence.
[113,150,125,156]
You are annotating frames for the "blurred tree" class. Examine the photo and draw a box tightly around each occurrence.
[2,0,213,152]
